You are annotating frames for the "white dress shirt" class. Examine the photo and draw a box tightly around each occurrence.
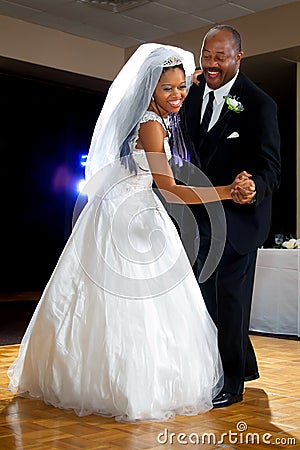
[201,70,239,131]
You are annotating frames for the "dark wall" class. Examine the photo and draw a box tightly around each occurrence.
[269,89,296,245]
[242,53,297,247]
[1,72,107,291]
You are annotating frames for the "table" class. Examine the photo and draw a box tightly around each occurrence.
[250,249,300,337]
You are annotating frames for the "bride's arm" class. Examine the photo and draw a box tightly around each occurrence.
[139,120,235,204]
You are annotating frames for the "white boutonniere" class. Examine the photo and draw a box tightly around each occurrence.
[224,95,244,113]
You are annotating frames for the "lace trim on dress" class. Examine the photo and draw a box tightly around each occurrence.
[140,111,170,138]
[134,111,170,149]
[133,111,172,161]
[140,110,165,127]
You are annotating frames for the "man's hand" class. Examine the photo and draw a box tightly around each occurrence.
[231,171,256,204]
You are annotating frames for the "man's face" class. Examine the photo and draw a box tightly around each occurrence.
[200,30,243,90]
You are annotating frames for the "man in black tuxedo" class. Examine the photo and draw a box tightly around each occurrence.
[184,25,281,408]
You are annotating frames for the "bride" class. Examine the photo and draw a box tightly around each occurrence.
[8,43,254,422]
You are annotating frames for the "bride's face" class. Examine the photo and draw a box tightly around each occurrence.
[152,67,186,118]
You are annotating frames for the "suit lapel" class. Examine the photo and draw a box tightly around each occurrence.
[200,115,231,169]
[200,73,244,169]
[209,72,244,132]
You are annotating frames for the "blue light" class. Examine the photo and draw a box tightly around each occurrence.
[80,154,88,167]
[77,179,87,193]
[77,154,88,193]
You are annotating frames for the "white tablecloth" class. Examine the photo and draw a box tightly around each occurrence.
[250,249,300,337]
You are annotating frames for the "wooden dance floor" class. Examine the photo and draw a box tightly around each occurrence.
[0,334,299,449]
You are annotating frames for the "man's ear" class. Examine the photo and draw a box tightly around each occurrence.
[237,51,244,64]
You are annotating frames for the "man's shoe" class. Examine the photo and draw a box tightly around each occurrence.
[244,371,260,382]
[213,392,243,409]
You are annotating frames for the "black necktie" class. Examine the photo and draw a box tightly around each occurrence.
[202,91,214,132]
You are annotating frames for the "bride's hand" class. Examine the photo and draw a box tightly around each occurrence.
[192,69,203,86]
[234,170,252,183]
[228,170,252,192]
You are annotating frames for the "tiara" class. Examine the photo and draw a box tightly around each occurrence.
[163,55,182,67]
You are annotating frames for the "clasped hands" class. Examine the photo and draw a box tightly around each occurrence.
[231,171,256,204]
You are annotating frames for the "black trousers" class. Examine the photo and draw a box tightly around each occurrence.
[195,240,258,395]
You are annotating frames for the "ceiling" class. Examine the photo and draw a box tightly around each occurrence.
[1,0,299,97]
[0,0,299,49]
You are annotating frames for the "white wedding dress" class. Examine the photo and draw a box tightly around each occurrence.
[8,112,223,422]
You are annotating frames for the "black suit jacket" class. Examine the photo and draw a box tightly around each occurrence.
[184,72,281,254]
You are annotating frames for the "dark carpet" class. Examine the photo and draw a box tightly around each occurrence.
[0,301,38,345]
